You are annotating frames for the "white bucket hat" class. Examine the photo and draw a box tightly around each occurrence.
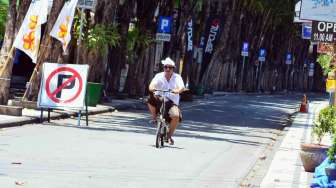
[161,57,176,67]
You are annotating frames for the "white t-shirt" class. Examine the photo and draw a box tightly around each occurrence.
[151,72,185,105]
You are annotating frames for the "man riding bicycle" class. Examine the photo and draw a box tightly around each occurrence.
[147,57,185,145]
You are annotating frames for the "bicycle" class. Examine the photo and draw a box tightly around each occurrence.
[153,89,172,148]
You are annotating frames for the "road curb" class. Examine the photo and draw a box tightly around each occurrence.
[239,107,298,187]
[0,106,115,129]
[0,100,144,129]
[240,101,327,187]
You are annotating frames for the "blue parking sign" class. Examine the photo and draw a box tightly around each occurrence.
[302,24,311,40]
[286,53,292,65]
[258,48,266,62]
[286,53,292,61]
[259,49,266,57]
[241,42,249,56]
[242,42,248,52]
[157,16,171,33]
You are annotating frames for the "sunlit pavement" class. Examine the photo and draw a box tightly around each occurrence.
[0,94,327,188]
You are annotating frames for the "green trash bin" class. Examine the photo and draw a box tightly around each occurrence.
[86,82,103,107]
[195,86,204,96]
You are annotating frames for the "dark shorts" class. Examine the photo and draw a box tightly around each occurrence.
[147,93,182,122]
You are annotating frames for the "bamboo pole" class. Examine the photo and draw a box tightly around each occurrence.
[0,46,15,77]
[22,66,38,101]
[22,35,53,101]
[0,46,16,105]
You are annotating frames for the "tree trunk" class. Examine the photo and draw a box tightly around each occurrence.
[0,0,17,104]
[0,49,15,104]
[200,0,236,91]
[123,0,157,97]
[0,0,16,63]
[106,0,134,94]
[88,0,119,93]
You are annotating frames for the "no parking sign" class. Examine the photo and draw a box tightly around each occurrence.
[38,63,89,109]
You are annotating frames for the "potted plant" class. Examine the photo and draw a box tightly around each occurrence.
[300,106,336,172]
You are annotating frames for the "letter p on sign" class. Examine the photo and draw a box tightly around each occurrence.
[158,16,171,33]
[161,20,169,30]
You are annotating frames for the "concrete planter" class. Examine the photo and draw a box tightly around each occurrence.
[300,143,328,172]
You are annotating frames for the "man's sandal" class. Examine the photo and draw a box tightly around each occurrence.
[168,137,174,145]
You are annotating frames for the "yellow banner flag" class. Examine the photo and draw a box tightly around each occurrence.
[50,0,78,52]
[13,0,48,63]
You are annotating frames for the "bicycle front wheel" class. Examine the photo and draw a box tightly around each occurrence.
[155,122,162,148]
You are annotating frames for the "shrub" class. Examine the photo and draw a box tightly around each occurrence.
[313,106,336,144]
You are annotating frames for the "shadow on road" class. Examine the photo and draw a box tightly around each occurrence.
[149,144,184,150]
[49,94,327,147]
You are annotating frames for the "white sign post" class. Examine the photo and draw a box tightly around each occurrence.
[38,63,89,125]
[239,42,249,90]
[309,62,315,77]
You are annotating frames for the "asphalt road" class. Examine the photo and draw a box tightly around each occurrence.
[0,94,308,188]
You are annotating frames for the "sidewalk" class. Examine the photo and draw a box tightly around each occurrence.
[0,99,145,128]
[259,101,329,187]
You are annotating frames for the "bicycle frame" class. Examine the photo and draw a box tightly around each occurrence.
[154,90,171,148]
[157,97,169,128]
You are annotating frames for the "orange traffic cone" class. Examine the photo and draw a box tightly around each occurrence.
[299,94,308,113]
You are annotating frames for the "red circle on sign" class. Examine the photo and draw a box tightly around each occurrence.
[46,67,83,104]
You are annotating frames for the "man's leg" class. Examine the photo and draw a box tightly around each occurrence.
[147,103,157,121]
[168,117,179,136]
[147,93,160,123]
[167,105,181,145]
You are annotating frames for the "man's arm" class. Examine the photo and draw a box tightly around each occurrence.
[172,87,185,94]
[149,74,159,92]
[172,75,186,94]
[149,80,156,92]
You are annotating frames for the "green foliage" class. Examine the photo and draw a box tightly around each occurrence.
[85,24,120,55]
[193,0,203,12]
[313,106,336,144]
[174,0,180,8]
[0,1,8,41]
[244,0,296,33]
[73,11,120,56]
[73,11,87,41]
[317,54,334,76]
[126,26,153,63]
[328,135,336,162]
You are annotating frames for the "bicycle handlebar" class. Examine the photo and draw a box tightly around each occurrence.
[153,88,189,94]
[153,89,172,93]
